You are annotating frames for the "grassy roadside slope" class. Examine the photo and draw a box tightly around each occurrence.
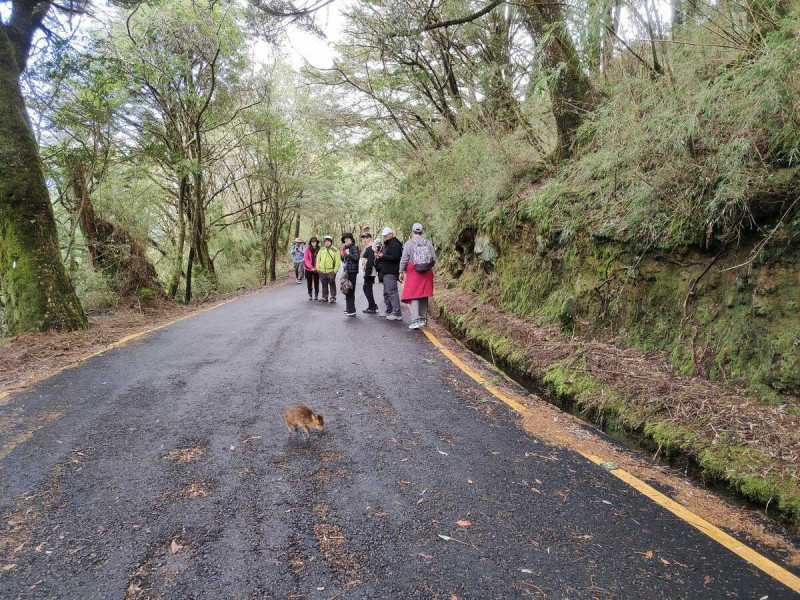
[391,13,800,529]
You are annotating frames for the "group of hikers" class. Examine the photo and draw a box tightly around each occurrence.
[289,223,436,330]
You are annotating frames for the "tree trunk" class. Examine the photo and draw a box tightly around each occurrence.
[185,246,194,303]
[521,1,592,160]
[189,126,217,286]
[485,9,517,128]
[0,30,86,333]
[270,216,279,282]
[168,176,187,298]
[294,213,300,238]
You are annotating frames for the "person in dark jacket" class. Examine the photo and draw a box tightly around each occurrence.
[376,226,403,320]
[303,236,320,300]
[360,232,378,314]
[340,233,360,316]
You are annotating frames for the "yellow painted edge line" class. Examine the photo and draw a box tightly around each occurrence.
[0,285,281,405]
[421,327,800,594]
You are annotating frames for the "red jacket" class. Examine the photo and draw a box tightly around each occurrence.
[401,262,434,302]
[304,246,319,270]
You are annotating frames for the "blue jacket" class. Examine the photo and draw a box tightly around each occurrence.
[290,244,306,263]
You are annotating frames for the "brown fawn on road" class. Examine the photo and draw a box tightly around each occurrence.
[283,406,325,438]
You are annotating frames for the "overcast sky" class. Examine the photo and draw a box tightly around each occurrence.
[282,2,346,70]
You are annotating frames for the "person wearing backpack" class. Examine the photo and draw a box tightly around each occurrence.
[399,222,436,329]
[317,236,341,303]
[340,232,360,317]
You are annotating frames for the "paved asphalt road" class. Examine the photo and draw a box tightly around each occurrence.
[1,280,798,599]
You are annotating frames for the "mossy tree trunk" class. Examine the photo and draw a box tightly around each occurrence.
[0,16,86,333]
[168,176,188,298]
[521,0,593,160]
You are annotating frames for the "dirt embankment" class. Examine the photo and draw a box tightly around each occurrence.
[434,284,800,533]
[0,277,289,400]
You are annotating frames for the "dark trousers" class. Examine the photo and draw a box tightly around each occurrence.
[305,270,319,297]
[319,271,337,300]
[345,272,358,313]
[363,275,377,310]
[383,274,402,316]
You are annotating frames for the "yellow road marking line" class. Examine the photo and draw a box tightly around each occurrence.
[421,327,800,594]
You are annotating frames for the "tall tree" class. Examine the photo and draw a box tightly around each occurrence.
[519,0,592,159]
[115,0,249,299]
[0,0,87,332]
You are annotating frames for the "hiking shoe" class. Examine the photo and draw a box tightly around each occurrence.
[363,308,377,314]
[345,312,357,317]
[320,298,328,302]
[386,314,403,321]
[378,312,388,318]
[408,320,423,330]
[308,296,313,301]
[329,298,336,304]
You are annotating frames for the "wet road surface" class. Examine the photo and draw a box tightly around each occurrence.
[1,280,798,599]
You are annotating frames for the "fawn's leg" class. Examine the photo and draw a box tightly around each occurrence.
[302,425,310,439]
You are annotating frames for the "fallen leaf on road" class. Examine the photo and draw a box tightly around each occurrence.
[171,539,182,554]
[457,520,471,527]
[468,480,474,485]
[417,498,426,505]
[450,595,459,600]
[419,553,433,560]
[437,447,449,456]
[520,568,533,574]
[660,557,671,566]
[530,487,541,494]
[437,534,479,550]
[704,576,713,586]
[1,564,16,572]
[644,550,654,560]
[572,534,593,540]
[601,500,612,505]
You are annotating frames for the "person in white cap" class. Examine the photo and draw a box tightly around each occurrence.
[376,226,403,320]
[399,222,436,329]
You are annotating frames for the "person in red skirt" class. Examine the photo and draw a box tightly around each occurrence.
[399,223,437,330]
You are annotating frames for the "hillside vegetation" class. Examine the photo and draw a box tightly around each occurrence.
[387,12,800,527]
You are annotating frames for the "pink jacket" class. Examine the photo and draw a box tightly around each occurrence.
[304,246,319,270]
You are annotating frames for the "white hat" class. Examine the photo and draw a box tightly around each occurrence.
[323,235,333,241]
[411,223,423,233]
[380,226,394,236]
